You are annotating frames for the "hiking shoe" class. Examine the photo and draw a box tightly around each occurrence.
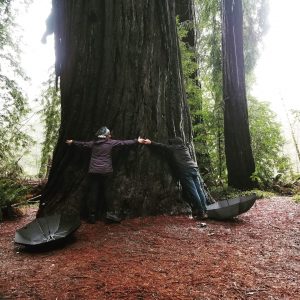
[88,214,96,224]
[194,213,208,220]
[105,212,121,223]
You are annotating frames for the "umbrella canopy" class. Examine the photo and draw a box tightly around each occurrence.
[15,213,81,246]
[207,194,257,220]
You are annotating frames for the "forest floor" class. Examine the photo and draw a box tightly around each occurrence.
[0,197,299,300]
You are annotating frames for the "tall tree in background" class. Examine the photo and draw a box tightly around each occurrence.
[221,0,255,189]
[39,0,193,217]
[193,0,269,185]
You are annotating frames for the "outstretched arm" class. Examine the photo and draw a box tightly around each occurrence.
[66,140,93,148]
[142,139,174,154]
[143,139,169,149]
[111,136,145,147]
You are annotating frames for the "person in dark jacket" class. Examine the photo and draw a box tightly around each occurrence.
[66,126,143,223]
[143,137,208,219]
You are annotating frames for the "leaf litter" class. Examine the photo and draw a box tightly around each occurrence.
[0,197,299,299]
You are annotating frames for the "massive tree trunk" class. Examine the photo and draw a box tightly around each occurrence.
[221,0,255,189]
[38,0,193,218]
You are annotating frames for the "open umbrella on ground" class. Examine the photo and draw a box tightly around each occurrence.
[207,194,257,220]
[15,212,81,246]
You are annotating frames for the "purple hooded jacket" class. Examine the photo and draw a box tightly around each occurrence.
[73,138,137,174]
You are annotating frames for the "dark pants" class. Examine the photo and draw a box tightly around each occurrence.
[180,168,207,214]
[88,173,110,218]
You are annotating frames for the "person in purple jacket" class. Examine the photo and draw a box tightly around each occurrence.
[66,126,143,223]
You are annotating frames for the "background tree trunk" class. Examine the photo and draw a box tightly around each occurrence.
[38,0,193,218]
[175,0,195,46]
[221,0,256,189]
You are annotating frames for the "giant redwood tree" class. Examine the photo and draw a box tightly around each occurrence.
[38,0,194,217]
[222,0,255,188]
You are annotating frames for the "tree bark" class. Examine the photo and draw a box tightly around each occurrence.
[221,0,256,189]
[38,0,193,218]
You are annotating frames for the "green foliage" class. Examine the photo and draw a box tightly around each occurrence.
[291,109,300,122]
[0,0,33,177]
[193,1,225,183]
[243,0,269,87]
[177,8,225,183]
[194,0,270,184]
[39,71,61,178]
[249,189,275,199]
[178,0,291,187]
[248,96,291,186]
[177,17,202,136]
[0,77,33,176]
[293,194,300,203]
[178,1,226,183]
[0,0,29,78]
[0,1,13,48]
[0,177,30,207]
[209,185,274,201]
[290,174,300,202]
[290,109,300,151]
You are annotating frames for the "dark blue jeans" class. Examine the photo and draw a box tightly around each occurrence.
[180,168,207,214]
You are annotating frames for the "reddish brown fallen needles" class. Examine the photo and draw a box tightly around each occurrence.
[0,197,299,299]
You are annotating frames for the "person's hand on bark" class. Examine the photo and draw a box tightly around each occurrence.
[138,137,145,144]
[143,138,151,145]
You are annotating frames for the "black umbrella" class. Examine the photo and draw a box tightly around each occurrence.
[206,194,257,220]
[14,213,81,246]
